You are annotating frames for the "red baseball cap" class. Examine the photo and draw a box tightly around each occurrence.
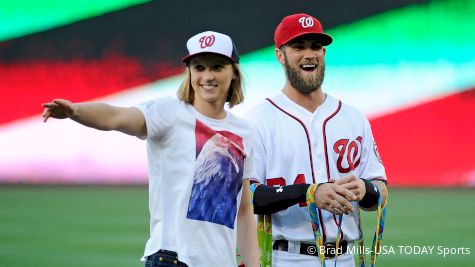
[182,31,240,63]
[274,13,333,48]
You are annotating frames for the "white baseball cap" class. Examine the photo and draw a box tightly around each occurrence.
[182,31,240,63]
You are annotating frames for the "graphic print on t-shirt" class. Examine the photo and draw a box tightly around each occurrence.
[187,119,245,229]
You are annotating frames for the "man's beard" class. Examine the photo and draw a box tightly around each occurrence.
[284,55,325,94]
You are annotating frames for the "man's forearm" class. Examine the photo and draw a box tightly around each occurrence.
[252,183,310,214]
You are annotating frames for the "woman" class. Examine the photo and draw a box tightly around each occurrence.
[42,31,259,267]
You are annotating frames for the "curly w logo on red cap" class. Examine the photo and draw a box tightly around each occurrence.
[199,35,215,48]
[298,16,314,28]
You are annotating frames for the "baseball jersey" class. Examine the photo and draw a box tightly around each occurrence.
[136,97,255,267]
[245,93,386,244]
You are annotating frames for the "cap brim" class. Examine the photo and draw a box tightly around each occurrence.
[182,52,237,63]
[281,32,333,47]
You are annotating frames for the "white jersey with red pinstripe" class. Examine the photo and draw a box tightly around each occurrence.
[245,92,386,244]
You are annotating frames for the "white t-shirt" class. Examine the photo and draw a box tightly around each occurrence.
[245,93,386,243]
[136,97,255,267]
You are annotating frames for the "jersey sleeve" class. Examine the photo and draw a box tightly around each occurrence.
[358,117,387,182]
[242,134,256,181]
[244,116,267,184]
[134,97,179,140]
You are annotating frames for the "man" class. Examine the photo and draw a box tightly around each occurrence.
[246,14,388,267]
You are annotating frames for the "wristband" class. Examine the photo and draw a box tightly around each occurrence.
[359,179,380,209]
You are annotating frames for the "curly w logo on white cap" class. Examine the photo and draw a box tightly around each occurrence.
[182,31,240,63]
[199,35,216,48]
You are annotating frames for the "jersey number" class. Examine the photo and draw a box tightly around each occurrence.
[266,174,307,207]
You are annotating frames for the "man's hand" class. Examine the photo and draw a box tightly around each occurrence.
[332,175,388,211]
[332,174,366,202]
[314,183,358,215]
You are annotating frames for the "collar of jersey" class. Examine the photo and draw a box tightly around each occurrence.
[278,92,338,119]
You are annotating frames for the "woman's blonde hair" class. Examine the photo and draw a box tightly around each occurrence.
[177,62,244,108]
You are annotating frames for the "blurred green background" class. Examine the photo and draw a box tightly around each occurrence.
[1,186,473,266]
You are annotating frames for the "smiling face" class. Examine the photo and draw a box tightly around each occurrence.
[277,37,326,94]
[189,54,236,107]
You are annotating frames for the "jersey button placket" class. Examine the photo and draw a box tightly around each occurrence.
[309,123,320,183]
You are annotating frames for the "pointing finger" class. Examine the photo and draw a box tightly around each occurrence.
[43,111,50,122]
[53,99,71,107]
